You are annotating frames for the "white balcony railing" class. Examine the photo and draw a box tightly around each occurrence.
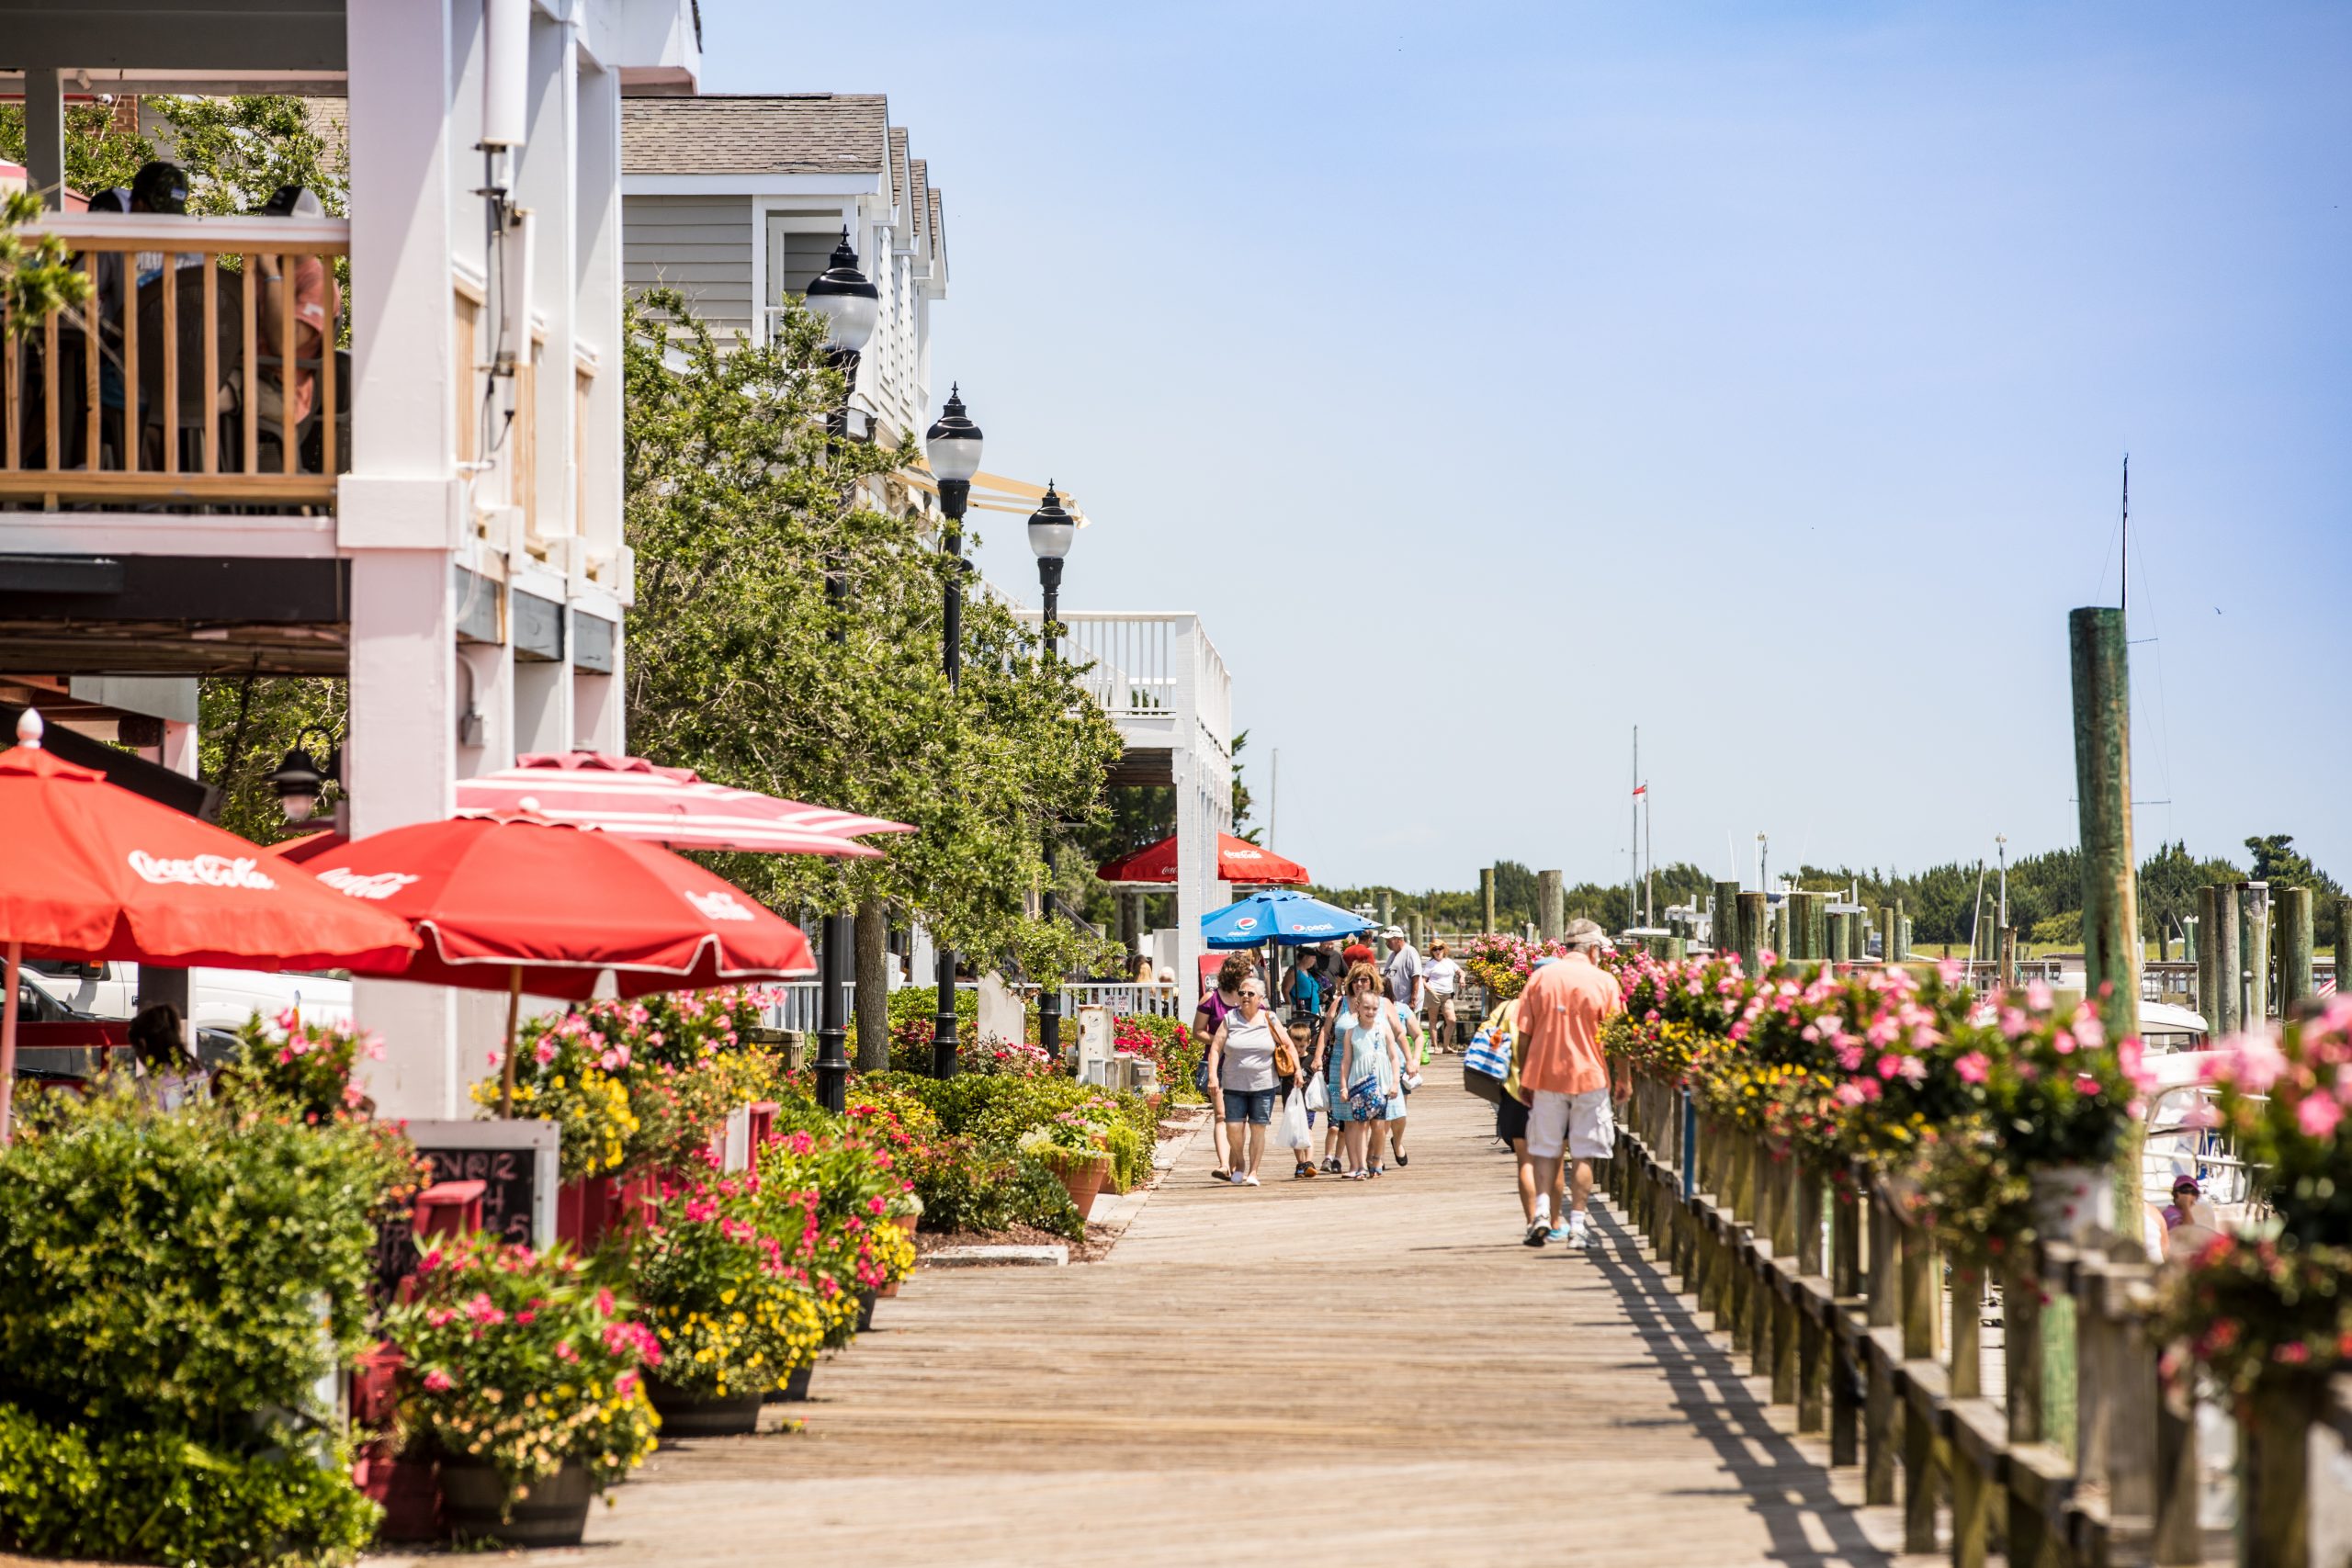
[1019,610,1232,762]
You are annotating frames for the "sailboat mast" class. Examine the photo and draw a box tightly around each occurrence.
[1630,727,1639,929]
[2120,453,2130,617]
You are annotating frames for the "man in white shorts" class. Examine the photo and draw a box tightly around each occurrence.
[1512,919,1624,1248]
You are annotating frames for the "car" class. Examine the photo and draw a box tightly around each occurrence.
[17,959,353,1034]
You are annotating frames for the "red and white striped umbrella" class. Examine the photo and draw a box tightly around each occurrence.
[452,753,910,857]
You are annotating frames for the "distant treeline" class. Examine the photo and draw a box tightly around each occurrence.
[1312,835,2342,951]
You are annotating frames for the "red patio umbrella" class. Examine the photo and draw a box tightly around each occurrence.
[1096,830,1310,886]
[0,710,421,1140]
[300,813,818,1112]
[454,752,910,855]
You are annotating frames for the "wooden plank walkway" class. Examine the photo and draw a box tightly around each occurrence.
[402,1066,1917,1566]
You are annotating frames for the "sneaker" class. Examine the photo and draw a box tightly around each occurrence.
[1523,1222,1550,1248]
[1568,1219,1596,1249]
[1242,1174,1261,1187]
[1322,1156,1342,1175]
[1294,1161,1313,1179]
[1546,1224,1572,1245]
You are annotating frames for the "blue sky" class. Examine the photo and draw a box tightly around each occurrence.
[703,2,2351,895]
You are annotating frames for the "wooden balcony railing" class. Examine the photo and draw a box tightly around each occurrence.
[1611,1068,2340,1566]
[1,213,348,509]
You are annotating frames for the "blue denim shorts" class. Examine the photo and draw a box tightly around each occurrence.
[1219,1087,1276,1125]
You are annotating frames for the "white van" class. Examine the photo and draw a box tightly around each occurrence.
[18,960,354,1033]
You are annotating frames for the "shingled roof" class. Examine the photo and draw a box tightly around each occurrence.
[623,94,889,175]
[888,127,909,223]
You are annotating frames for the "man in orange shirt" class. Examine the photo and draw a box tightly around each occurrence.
[1516,919,1624,1248]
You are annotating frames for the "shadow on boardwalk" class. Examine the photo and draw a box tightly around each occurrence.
[381,1071,1905,1568]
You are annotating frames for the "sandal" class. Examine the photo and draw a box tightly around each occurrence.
[1294,1161,1314,1179]
[1209,1168,1229,1182]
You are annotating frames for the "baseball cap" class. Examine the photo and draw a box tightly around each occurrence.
[1563,918,1608,949]
[1382,925,1406,940]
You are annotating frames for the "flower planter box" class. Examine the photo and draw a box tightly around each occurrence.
[647,1378,763,1438]
[439,1458,594,1549]
[354,1448,443,1542]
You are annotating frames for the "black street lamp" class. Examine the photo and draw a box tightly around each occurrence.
[266,728,341,825]
[1028,481,1076,1062]
[924,386,982,1078]
[808,229,879,1117]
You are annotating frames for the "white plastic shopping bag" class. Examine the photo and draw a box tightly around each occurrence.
[1277,1086,1313,1149]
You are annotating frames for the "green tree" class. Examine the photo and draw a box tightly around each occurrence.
[620,288,1122,1021]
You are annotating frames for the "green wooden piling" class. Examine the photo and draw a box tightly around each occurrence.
[1735,891,1767,972]
[1713,879,1739,958]
[2068,606,2143,1224]
[1481,866,1496,935]
[2243,880,2271,1022]
[2278,885,2314,1010]
[1877,904,1894,964]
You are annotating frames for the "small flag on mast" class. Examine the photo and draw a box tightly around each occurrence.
[1632,783,1647,797]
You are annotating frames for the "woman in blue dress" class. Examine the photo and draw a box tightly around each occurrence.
[1328,964,1404,1179]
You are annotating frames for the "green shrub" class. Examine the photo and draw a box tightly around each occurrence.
[867,1072,1158,1193]
[903,1137,1084,1240]
[0,1401,378,1567]
[0,1084,412,1438]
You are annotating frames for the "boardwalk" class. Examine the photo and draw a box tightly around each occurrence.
[428,1066,1911,1567]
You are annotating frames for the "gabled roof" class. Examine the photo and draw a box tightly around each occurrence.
[929,188,945,276]
[908,157,930,245]
[622,94,889,175]
[888,127,910,224]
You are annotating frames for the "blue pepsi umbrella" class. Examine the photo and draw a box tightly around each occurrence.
[1201,889,1374,949]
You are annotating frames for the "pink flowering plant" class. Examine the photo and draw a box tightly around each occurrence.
[1462,933,1562,1003]
[2155,1002,2352,1391]
[756,1118,919,1336]
[379,1234,662,1506]
[1963,980,2144,1168]
[620,1163,827,1399]
[224,1010,386,1122]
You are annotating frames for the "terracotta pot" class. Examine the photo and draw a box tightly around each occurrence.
[1053,1154,1110,1221]
[647,1377,763,1437]
[437,1458,593,1549]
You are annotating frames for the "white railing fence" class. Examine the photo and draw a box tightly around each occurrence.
[761,978,1181,1038]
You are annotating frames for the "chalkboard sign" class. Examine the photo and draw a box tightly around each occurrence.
[371,1120,559,1306]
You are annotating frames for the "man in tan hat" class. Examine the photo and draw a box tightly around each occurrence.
[1515,918,1623,1247]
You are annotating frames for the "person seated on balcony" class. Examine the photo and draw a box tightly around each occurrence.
[254,184,341,433]
[124,160,195,295]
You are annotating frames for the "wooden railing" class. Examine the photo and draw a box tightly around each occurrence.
[1,213,347,508]
[1609,1068,2343,1567]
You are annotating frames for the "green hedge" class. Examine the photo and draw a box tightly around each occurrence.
[869,1072,1158,1192]
[0,1404,378,1568]
[906,1138,1086,1240]
[0,1084,405,1563]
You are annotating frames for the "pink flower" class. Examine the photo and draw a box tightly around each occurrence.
[1875,1054,1903,1081]
[554,1340,578,1362]
[423,1368,456,1393]
[2052,1030,2076,1056]
[1954,1051,1990,1084]
[1895,1055,1928,1086]
[2027,982,2052,1011]
[342,1080,365,1109]
[2225,1032,2290,1095]
[1937,958,1962,986]
[2296,1094,2342,1140]
[534,1036,558,1066]
[616,1370,640,1397]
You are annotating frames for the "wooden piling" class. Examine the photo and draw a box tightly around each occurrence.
[1538,869,1564,943]
[1713,879,1739,958]
[1736,891,1766,973]
[1481,867,1496,935]
[2243,879,2271,1022]
[2211,883,2242,1034]
[1877,904,1894,964]
[2278,885,2314,1010]
[2068,607,2143,1227]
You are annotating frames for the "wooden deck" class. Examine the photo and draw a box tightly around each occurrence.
[407,1066,1919,1566]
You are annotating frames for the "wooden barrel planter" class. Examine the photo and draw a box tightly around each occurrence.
[438,1459,593,1549]
[647,1377,763,1438]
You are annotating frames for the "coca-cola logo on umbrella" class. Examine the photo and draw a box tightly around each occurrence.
[127,851,277,891]
[684,888,756,922]
[316,866,422,900]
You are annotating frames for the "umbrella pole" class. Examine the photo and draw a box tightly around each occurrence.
[0,942,18,1146]
[498,965,522,1119]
